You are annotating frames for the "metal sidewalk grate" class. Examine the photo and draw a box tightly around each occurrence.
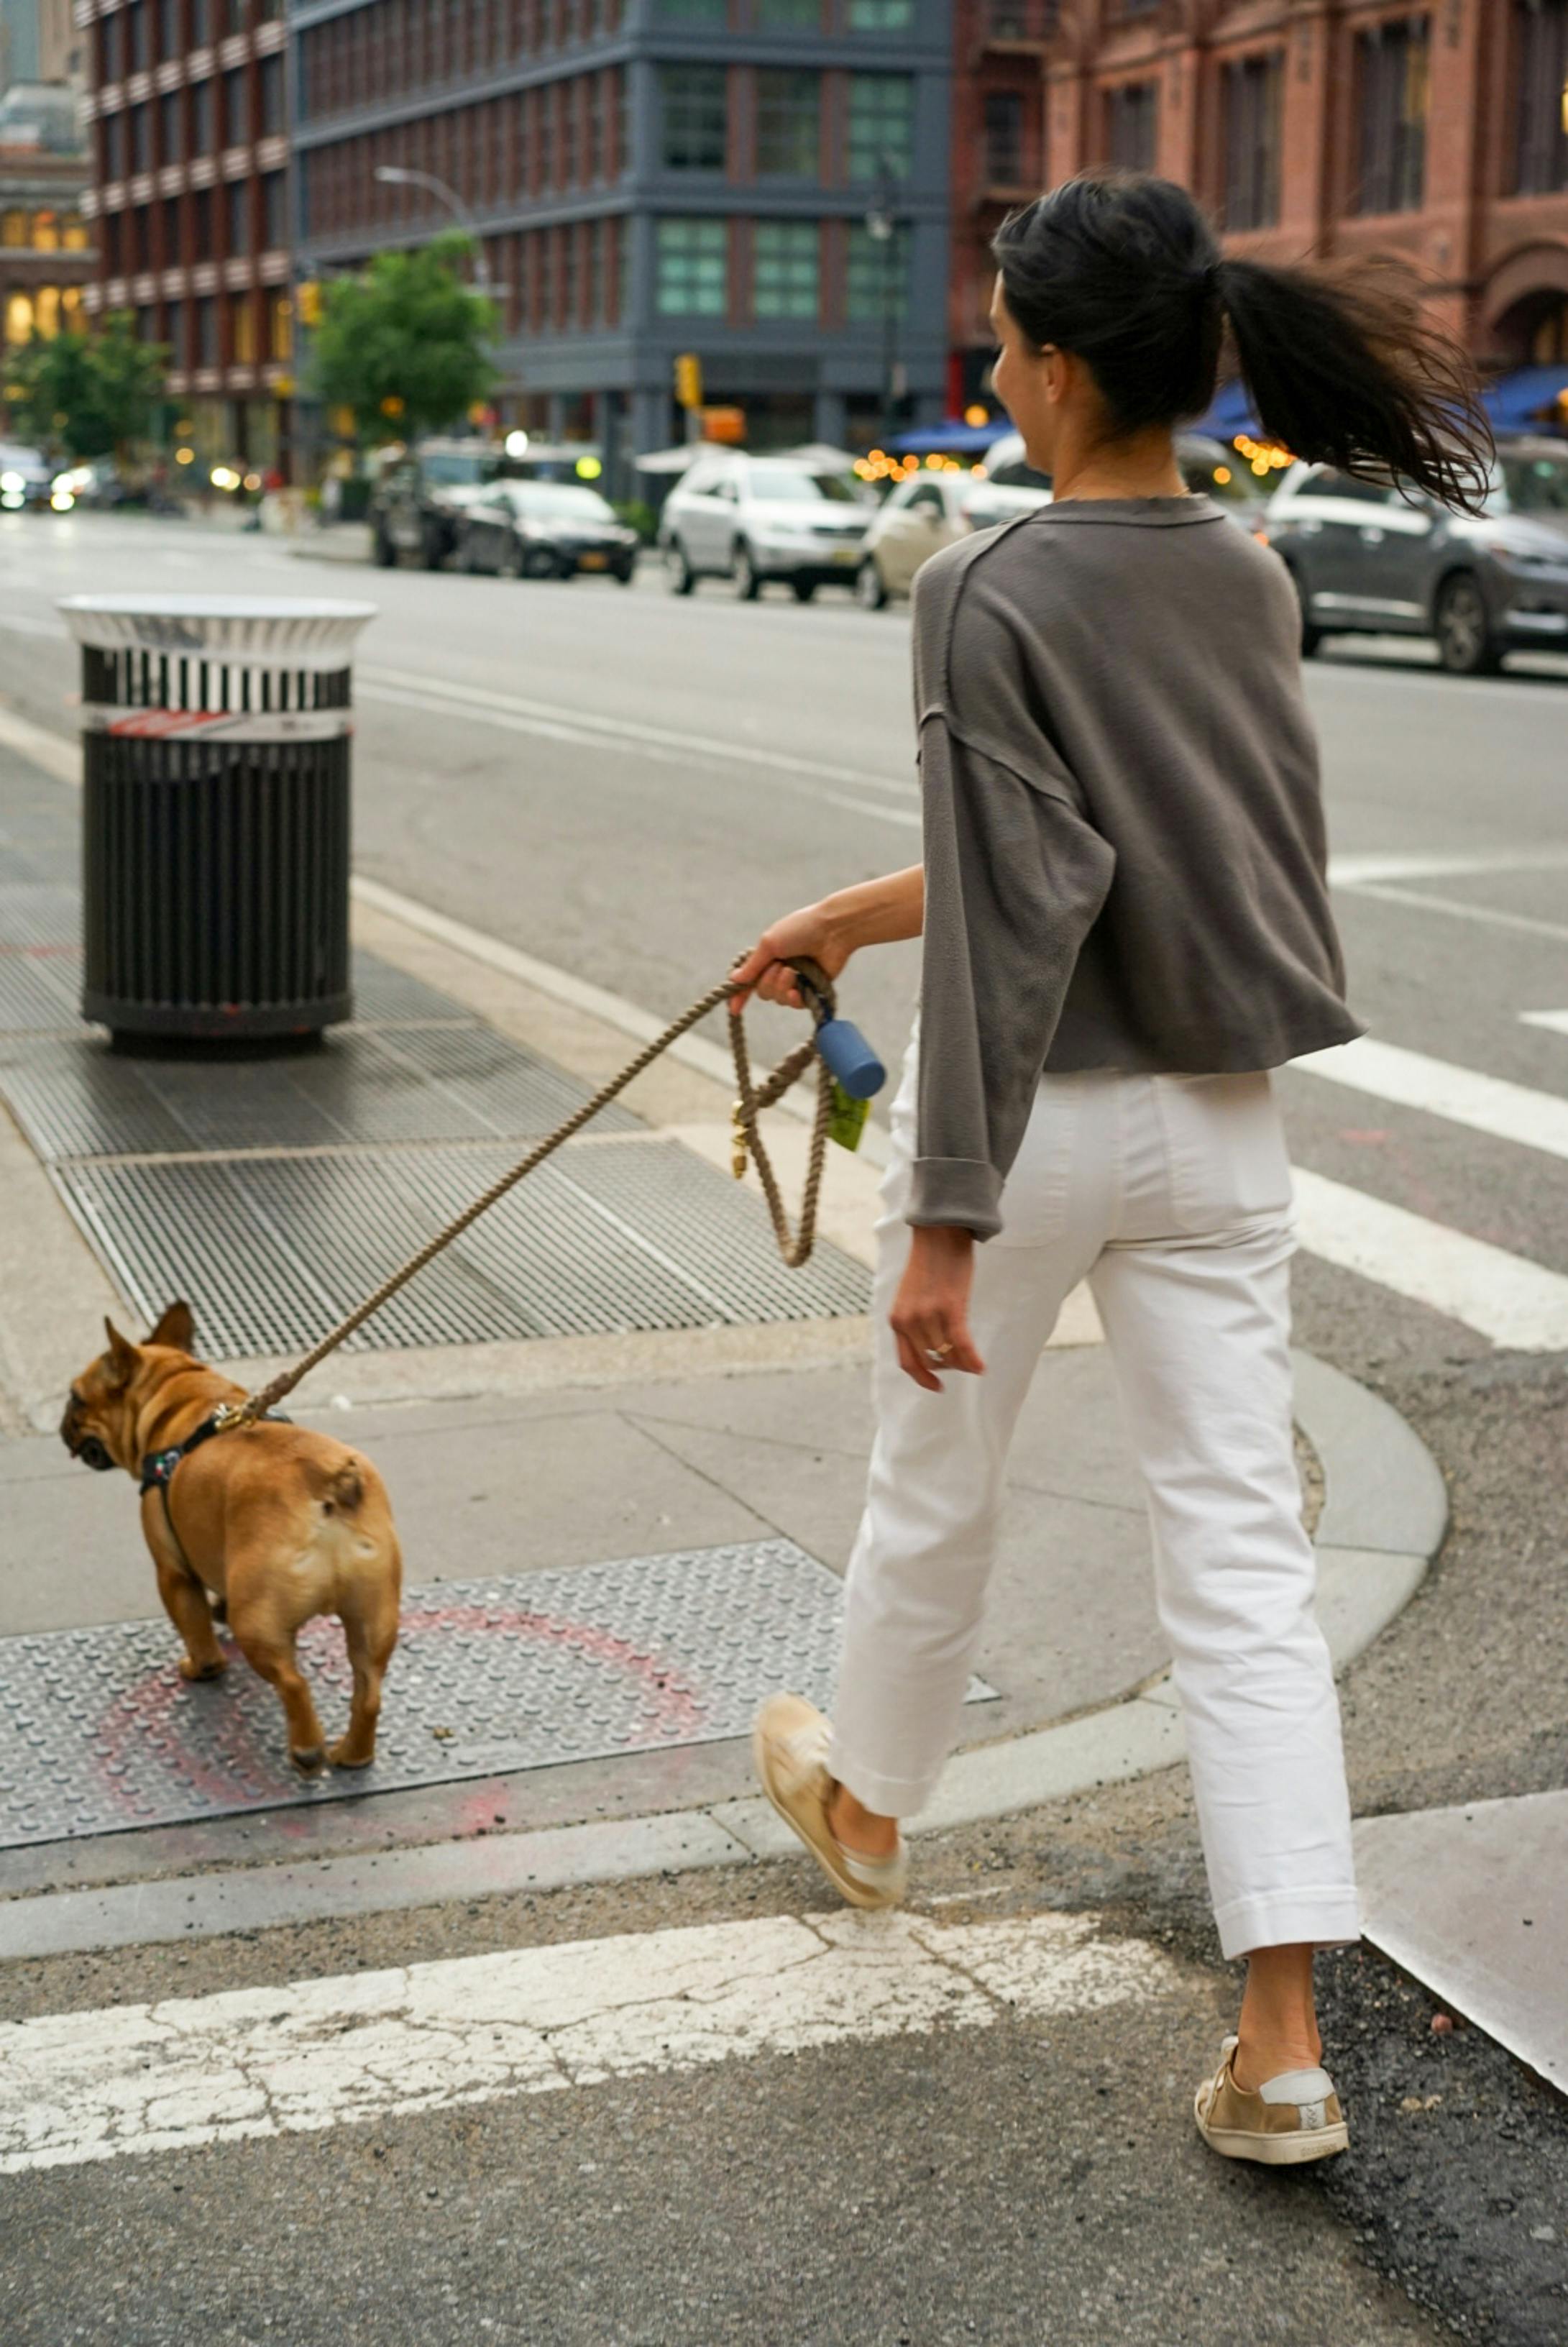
[0,948,80,1033]
[0,882,80,950]
[0,1020,644,1161]
[50,1136,870,1355]
[0,1540,991,1846]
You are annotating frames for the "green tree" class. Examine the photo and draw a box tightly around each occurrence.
[6,310,168,461]
[308,235,498,438]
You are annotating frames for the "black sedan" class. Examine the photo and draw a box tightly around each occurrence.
[456,482,640,582]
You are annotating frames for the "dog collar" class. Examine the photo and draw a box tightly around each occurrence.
[138,1409,288,1497]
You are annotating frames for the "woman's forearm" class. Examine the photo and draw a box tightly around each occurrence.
[821,866,925,956]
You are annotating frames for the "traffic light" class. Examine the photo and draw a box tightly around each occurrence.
[674,351,702,410]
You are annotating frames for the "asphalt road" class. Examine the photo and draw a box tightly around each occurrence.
[1,511,1566,2345]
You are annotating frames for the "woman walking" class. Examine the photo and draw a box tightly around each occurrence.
[737,172,1490,2165]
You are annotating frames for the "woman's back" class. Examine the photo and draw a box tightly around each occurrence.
[912,495,1360,1083]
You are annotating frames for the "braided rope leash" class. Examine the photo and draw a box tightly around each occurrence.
[222,965,836,1430]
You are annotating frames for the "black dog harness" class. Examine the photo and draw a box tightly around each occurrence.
[139,1409,289,1570]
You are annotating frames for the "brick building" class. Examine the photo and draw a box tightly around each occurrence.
[80,0,295,476]
[951,1,1568,420]
[290,0,953,480]
[0,96,93,375]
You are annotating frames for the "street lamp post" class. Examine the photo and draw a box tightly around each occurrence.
[863,163,902,447]
[373,165,494,292]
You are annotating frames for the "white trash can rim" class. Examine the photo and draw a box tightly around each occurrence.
[58,594,377,672]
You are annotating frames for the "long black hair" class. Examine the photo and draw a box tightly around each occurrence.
[992,172,1493,514]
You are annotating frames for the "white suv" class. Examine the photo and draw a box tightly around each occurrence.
[661,452,872,602]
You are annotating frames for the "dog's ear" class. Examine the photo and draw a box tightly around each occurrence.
[101,1317,139,1389]
[147,1300,196,1354]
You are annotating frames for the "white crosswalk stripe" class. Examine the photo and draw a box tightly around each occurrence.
[0,1908,1175,2174]
[1294,1036,1568,1163]
[1291,1169,1568,1351]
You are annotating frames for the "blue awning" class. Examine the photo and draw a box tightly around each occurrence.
[889,421,1012,455]
[1482,366,1568,435]
[1193,379,1258,439]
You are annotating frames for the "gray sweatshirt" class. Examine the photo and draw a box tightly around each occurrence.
[909,495,1360,1239]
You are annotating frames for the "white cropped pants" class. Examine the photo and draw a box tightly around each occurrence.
[828,1038,1360,1962]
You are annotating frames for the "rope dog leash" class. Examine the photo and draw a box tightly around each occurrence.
[218,959,883,1432]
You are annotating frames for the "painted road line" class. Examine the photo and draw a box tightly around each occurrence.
[1293,1036,1568,1162]
[0,1908,1175,2174]
[356,664,920,801]
[1521,1011,1568,1038]
[1291,1168,1568,1350]
[1331,880,1568,948]
[1330,848,1568,887]
[357,680,923,834]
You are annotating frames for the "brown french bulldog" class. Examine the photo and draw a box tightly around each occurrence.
[61,1302,401,1775]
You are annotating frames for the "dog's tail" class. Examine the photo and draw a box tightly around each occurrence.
[318,1458,364,1517]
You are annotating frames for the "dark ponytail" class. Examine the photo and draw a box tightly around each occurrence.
[993,172,1493,516]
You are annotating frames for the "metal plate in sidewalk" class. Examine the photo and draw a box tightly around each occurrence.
[0,947,80,1033]
[0,882,79,949]
[50,1136,870,1356]
[0,1540,989,1847]
[0,1020,644,1161]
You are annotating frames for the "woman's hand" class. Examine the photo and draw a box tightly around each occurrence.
[729,901,851,1014]
[891,1226,985,1391]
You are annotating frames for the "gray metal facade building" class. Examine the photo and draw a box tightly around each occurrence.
[290,0,952,475]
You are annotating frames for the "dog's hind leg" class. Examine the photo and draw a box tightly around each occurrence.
[329,1575,400,1770]
[142,1496,226,1681]
[230,1606,329,1773]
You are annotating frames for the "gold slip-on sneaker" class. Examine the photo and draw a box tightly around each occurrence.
[1195,2035,1349,2166]
[753,1693,908,1912]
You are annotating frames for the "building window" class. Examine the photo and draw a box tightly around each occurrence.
[162,192,181,259]
[847,0,911,27]
[982,90,1026,186]
[270,290,292,359]
[190,0,211,42]
[63,213,89,250]
[32,210,59,250]
[262,170,286,247]
[755,0,818,27]
[130,103,152,172]
[4,289,32,343]
[197,293,218,363]
[227,178,249,254]
[561,81,579,183]
[656,215,726,314]
[191,76,214,153]
[102,112,127,179]
[193,184,212,252]
[35,285,60,335]
[587,214,603,319]
[160,89,182,162]
[1222,52,1282,230]
[127,1,150,68]
[847,74,914,181]
[587,76,605,177]
[1106,80,1157,174]
[261,54,285,137]
[1516,0,1568,195]
[660,66,727,172]
[756,70,820,177]
[753,217,817,316]
[166,298,185,364]
[233,294,257,362]
[0,210,24,244]
[158,0,180,55]
[224,66,248,147]
[846,219,906,321]
[1354,17,1429,216]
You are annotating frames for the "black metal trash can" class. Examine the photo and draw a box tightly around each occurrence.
[59,593,376,1044]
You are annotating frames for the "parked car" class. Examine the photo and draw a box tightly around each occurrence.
[1262,439,1568,673]
[456,480,639,581]
[369,439,522,570]
[660,453,872,600]
[856,466,1051,608]
[0,443,55,510]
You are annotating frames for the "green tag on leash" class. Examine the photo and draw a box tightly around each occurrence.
[828,1081,870,1153]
